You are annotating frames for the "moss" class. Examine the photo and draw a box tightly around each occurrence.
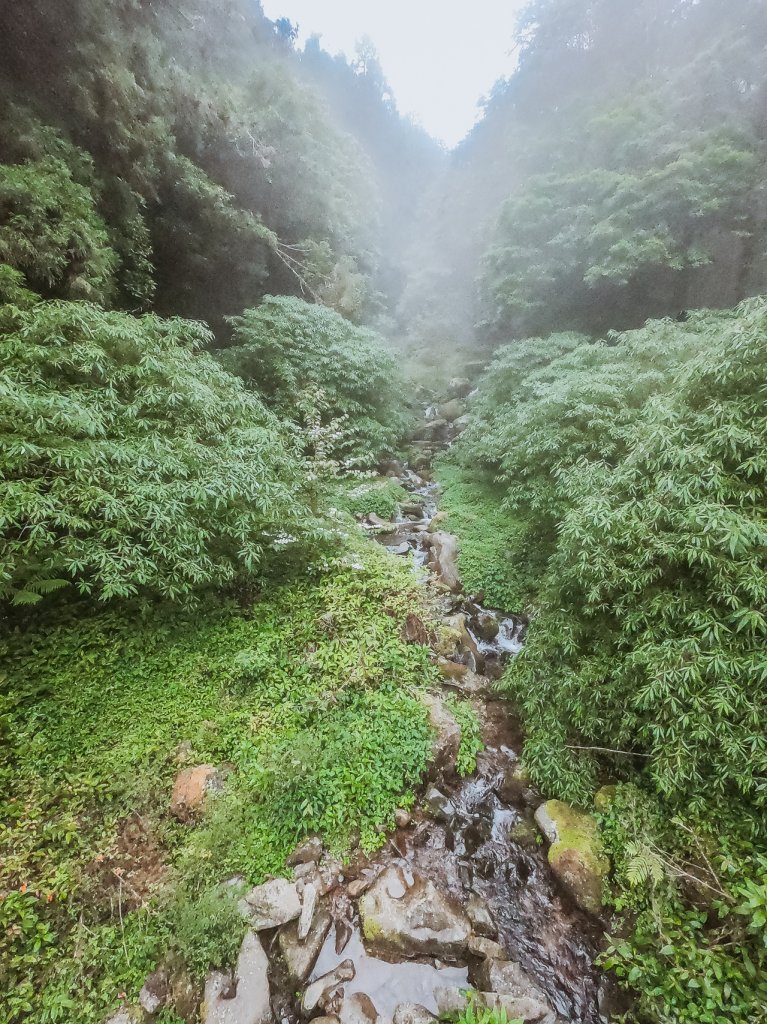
[541,800,610,913]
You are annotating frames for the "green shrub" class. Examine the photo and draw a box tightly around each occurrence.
[335,477,409,521]
[167,884,246,979]
[223,296,410,469]
[443,694,483,777]
[0,158,116,303]
[0,297,317,604]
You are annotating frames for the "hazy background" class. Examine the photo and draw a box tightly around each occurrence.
[261,0,526,146]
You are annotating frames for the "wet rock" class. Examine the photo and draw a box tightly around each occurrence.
[392,1004,438,1024]
[302,959,355,1014]
[474,612,499,641]
[391,542,411,556]
[468,936,506,960]
[288,836,323,866]
[424,786,456,822]
[427,511,448,532]
[437,657,467,681]
[311,1018,340,1024]
[442,614,482,668]
[475,959,549,1009]
[465,894,496,938]
[496,763,537,807]
[170,765,222,822]
[425,532,461,591]
[534,800,610,914]
[394,808,412,829]
[400,500,425,517]
[139,967,169,1014]
[438,399,465,422]
[434,987,551,1023]
[446,377,472,400]
[239,877,301,930]
[347,875,375,898]
[331,889,355,953]
[379,458,405,477]
[203,931,272,1024]
[297,881,318,940]
[318,857,344,895]
[421,693,461,776]
[363,513,390,529]
[359,866,471,959]
[452,414,471,434]
[339,992,380,1024]
[278,906,332,984]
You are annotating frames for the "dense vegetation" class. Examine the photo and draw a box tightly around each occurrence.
[445,300,767,1021]
[2,1,767,1023]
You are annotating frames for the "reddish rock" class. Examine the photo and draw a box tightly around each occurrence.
[170,765,222,822]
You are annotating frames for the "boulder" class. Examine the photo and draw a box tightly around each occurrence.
[426,533,461,591]
[446,377,472,400]
[474,613,499,641]
[420,693,461,776]
[239,877,301,930]
[451,415,471,435]
[139,967,169,1015]
[302,959,355,1014]
[400,500,425,518]
[104,1011,144,1024]
[465,894,496,938]
[438,399,465,423]
[534,800,610,914]
[170,765,222,822]
[475,959,550,1009]
[424,786,456,822]
[392,1005,438,1024]
[468,936,506,960]
[297,881,318,940]
[359,866,471,959]
[287,836,323,866]
[278,906,332,984]
[339,993,380,1024]
[394,808,412,829]
[202,932,272,1024]
[437,657,468,681]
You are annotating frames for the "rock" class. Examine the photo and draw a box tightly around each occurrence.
[348,876,374,898]
[139,967,169,1015]
[202,932,272,1024]
[474,612,499,641]
[475,959,549,1008]
[391,542,411,556]
[170,765,222,822]
[401,613,429,646]
[359,866,471,959]
[421,693,461,776]
[534,800,610,914]
[438,399,465,422]
[414,418,450,443]
[339,993,380,1024]
[446,377,472,399]
[427,511,448,532]
[287,836,323,866]
[424,786,456,821]
[169,964,201,1023]
[468,936,506,960]
[239,877,301,930]
[318,857,343,895]
[302,959,355,1014]
[496,763,536,806]
[465,894,496,937]
[297,881,318,940]
[392,1004,438,1024]
[452,415,471,434]
[104,1010,144,1024]
[394,808,411,829]
[434,987,551,1023]
[364,513,389,529]
[379,458,405,477]
[400,500,425,518]
[278,906,332,983]
[425,532,461,591]
[437,657,468,680]
[311,1018,340,1024]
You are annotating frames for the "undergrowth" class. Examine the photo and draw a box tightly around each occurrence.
[0,540,437,1024]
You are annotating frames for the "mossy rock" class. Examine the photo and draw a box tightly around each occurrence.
[534,799,609,914]
[594,784,619,813]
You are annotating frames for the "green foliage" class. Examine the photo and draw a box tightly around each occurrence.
[443,992,521,1024]
[505,299,767,813]
[435,461,543,611]
[0,540,436,1022]
[0,298,316,604]
[167,884,246,979]
[0,158,116,303]
[223,296,410,469]
[597,785,767,1023]
[335,477,409,521]
[443,695,483,777]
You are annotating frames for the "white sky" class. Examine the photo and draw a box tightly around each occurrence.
[260,0,527,147]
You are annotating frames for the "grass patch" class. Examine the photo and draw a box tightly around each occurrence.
[434,461,545,612]
[0,540,437,1023]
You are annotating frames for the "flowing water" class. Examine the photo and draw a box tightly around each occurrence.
[323,463,610,1023]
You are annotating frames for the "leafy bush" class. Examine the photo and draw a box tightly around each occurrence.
[443,694,483,777]
[0,158,117,303]
[223,296,410,469]
[0,296,316,604]
[335,477,409,521]
[505,299,767,812]
[167,884,246,979]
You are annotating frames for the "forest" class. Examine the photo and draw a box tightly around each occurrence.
[0,2,765,1024]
